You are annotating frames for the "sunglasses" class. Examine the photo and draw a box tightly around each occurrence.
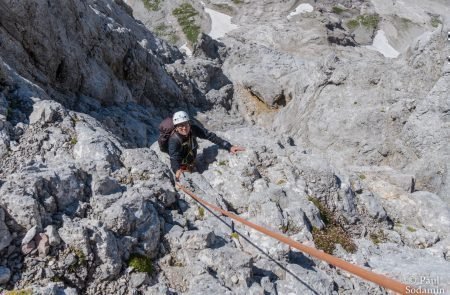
[176,122,190,129]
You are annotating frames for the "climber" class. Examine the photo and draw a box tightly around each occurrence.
[168,111,245,180]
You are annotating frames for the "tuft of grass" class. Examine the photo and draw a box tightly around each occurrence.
[6,107,13,121]
[70,137,78,145]
[280,219,302,235]
[218,160,227,166]
[312,226,357,254]
[308,197,332,226]
[232,0,242,4]
[332,6,345,14]
[142,0,163,11]
[346,19,359,30]
[370,230,386,245]
[430,16,441,28]
[406,226,417,232]
[230,232,239,239]
[68,247,87,272]
[276,179,286,185]
[128,253,153,274]
[308,197,357,254]
[358,174,366,180]
[153,24,179,44]
[346,14,379,30]
[4,290,33,295]
[172,3,201,44]
[198,206,205,218]
[213,3,233,14]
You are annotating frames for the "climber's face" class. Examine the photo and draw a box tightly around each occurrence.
[176,122,190,136]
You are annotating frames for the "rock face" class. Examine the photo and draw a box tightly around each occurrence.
[1,0,450,294]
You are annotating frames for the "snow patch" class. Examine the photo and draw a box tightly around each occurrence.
[180,43,192,57]
[201,3,238,39]
[287,3,314,19]
[366,30,400,58]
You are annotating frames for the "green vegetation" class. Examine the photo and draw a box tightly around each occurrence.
[358,174,366,180]
[172,3,201,44]
[4,290,32,295]
[230,232,239,239]
[370,230,386,245]
[308,197,357,254]
[407,226,417,232]
[332,6,345,14]
[312,226,357,254]
[128,253,153,274]
[70,137,78,145]
[70,114,81,125]
[68,247,87,272]
[308,197,333,225]
[232,0,242,4]
[346,14,380,30]
[346,19,359,30]
[198,206,205,219]
[218,160,228,166]
[430,16,442,28]
[142,0,163,11]
[6,107,13,121]
[280,219,302,235]
[276,179,286,185]
[5,98,21,121]
[153,24,179,44]
[213,3,233,14]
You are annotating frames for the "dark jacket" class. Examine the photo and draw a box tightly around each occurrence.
[168,124,232,172]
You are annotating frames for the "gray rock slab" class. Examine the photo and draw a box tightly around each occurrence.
[0,208,12,251]
[0,266,11,284]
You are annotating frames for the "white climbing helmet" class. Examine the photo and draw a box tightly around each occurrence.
[173,111,190,125]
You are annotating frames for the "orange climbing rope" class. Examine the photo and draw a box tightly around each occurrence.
[176,182,412,295]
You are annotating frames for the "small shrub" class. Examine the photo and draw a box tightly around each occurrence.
[232,0,242,4]
[332,6,345,14]
[312,226,357,254]
[213,3,233,13]
[128,253,153,274]
[359,14,379,28]
[142,0,162,11]
[230,232,239,239]
[346,14,379,30]
[358,174,366,180]
[308,197,357,254]
[430,16,441,28]
[70,137,78,145]
[218,160,227,166]
[68,247,87,272]
[370,230,386,245]
[346,19,359,30]
[6,107,13,121]
[276,179,286,185]
[153,24,179,44]
[406,226,417,232]
[5,290,32,295]
[308,197,332,226]
[173,3,201,44]
[198,206,205,218]
[281,219,302,235]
